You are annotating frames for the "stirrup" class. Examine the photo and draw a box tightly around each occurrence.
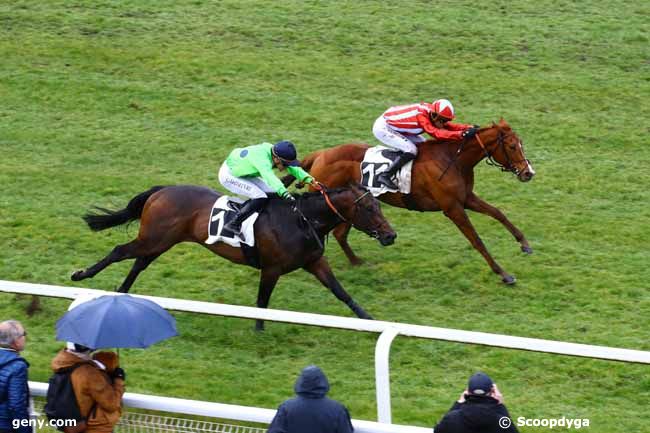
[377,173,398,190]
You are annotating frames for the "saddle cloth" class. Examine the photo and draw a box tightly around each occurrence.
[360,146,413,197]
[205,196,259,247]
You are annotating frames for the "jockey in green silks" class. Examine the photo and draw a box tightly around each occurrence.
[218,140,318,234]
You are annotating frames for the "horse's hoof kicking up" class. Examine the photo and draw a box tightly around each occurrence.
[71,270,85,281]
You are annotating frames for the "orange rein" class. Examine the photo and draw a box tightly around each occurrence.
[317,183,371,223]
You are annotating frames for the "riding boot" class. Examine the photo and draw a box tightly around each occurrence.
[376,152,416,190]
[224,198,267,235]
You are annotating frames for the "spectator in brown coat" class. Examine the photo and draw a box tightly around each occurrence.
[50,343,125,433]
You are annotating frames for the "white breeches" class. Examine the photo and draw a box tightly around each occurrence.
[218,162,274,199]
[372,116,425,155]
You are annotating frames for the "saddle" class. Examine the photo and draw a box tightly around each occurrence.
[205,196,258,247]
[360,146,413,196]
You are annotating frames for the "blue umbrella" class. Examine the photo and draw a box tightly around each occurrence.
[56,295,178,349]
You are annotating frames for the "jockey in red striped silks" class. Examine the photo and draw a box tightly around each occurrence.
[372,99,478,190]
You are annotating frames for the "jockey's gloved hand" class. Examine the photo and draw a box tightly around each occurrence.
[311,181,324,192]
[463,127,478,138]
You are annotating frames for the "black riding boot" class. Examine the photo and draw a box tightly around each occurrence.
[376,152,416,190]
[224,198,267,235]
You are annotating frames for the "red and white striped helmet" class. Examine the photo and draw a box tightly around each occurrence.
[431,99,455,120]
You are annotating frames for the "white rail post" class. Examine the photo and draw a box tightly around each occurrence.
[375,327,400,423]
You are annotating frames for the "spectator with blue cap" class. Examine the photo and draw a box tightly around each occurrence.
[218,140,320,234]
[433,372,518,433]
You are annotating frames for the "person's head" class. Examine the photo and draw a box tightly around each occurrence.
[294,365,330,399]
[0,320,27,352]
[271,140,300,171]
[467,372,494,397]
[430,98,456,128]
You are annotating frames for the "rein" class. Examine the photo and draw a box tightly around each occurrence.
[293,187,371,250]
[320,188,371,223]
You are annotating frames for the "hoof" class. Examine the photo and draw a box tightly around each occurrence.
[521,246,533,254]
[71,270,85,281]
[502,275,517,285]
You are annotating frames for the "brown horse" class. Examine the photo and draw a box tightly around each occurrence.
[287,119,535,284]
[71,184,396,329]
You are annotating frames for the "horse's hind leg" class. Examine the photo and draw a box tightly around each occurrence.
[465,193,532,254]
[333,222,364,266]
[254,269,281,331]
[304,256,373,319]
[71,239,144,282]
[117,254,162,293]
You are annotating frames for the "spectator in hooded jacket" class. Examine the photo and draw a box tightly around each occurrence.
[267,365,353,433]
[50,343,125,433]
[434,372,518,433]
[0,320,30,433]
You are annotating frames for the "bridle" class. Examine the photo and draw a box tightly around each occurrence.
[320,187,371,222]
[475,130,530,175]
[318,187,381,239]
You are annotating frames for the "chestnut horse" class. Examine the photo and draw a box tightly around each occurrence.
[71,184,396,329]
[287,119,535,284]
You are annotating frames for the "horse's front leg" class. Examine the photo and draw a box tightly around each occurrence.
[254,268,281,331]
[333,222,364,266]
[465,193,532,254]
[303,256,373,319]
[443,204,516,285]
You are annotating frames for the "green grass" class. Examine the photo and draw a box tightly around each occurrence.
[1,1,649,432]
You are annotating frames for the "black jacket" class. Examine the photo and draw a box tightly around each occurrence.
[267,366,353,433]
[434,395,518,433]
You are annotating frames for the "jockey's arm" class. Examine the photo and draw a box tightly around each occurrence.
[445,121,473,131]
[287,166,314,184]
[417,112,464,140]
[257,165,290,197]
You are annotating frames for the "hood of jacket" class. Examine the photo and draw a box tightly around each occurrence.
[460,395,503,428]
[51,349,91,371]
[293,365,330,399]
[0,347,28,368]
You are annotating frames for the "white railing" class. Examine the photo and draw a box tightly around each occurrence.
[4,280,650,427]
[29,382,429,433]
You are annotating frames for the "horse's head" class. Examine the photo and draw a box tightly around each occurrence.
[330,184,397,246]
[479,119,535,182]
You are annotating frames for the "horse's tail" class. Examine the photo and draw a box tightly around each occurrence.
[82,186,166,232]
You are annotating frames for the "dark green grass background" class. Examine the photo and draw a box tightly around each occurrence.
[1,1,648,431]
